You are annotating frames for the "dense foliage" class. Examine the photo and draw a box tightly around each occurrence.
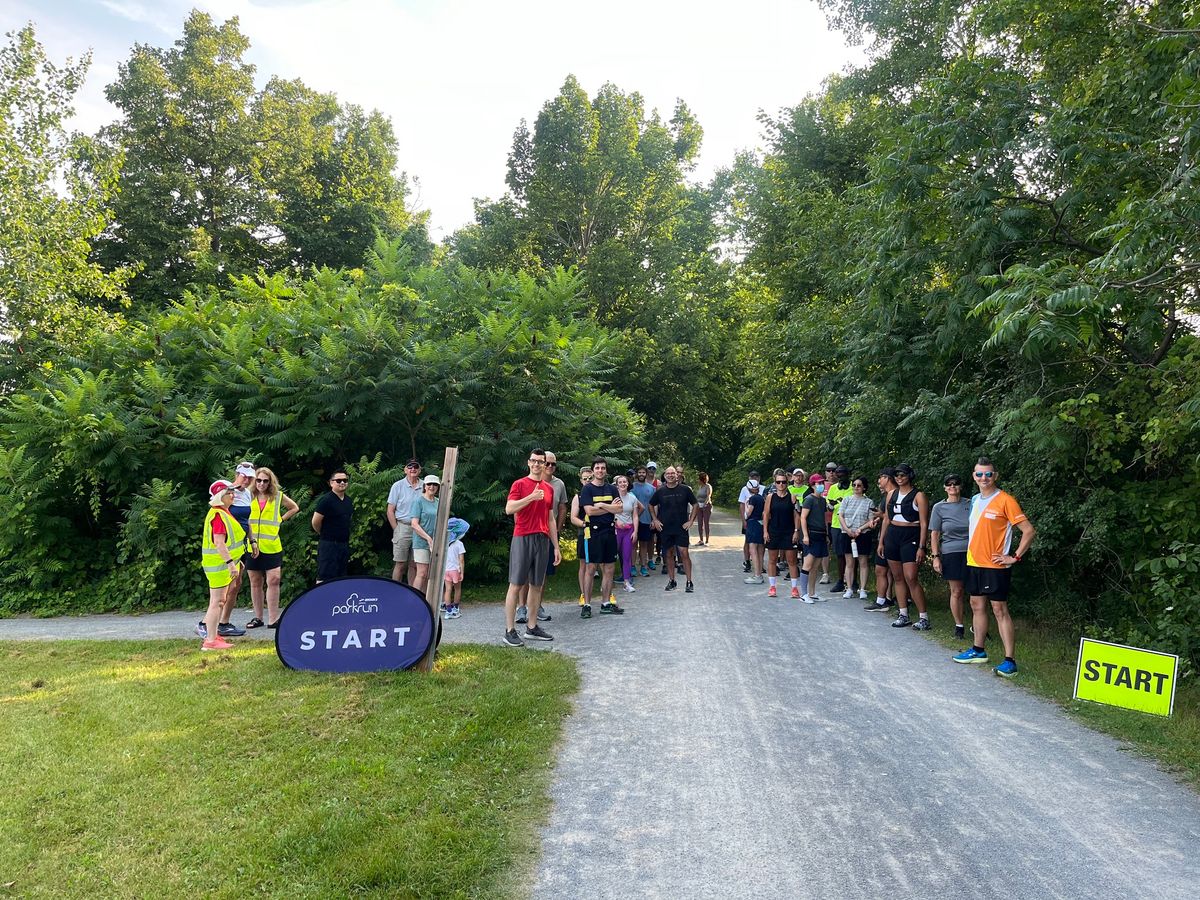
[3,3,1199,668]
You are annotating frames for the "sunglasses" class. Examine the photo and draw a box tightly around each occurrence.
[945,482,962,487]
[255,478,270,483]
[974,471,995,478]
[332,478,348,483]
[775,479,787,484]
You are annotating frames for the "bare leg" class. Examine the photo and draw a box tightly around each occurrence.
[204,587,225,643]
[504,583,521,631]
[970,595,989,644]
[220,570,242,624]
[888,559,909,613]
[786,549,799,580]
[903,561,926,613]
[527,583,545,621]
[680,548,693,581]
[948,580,965,627]
[751,544,763,576]
[992,600,1016,658]
[584,563,598,604]
[856,557,870,594]
[600,563,616,600]
[265,568,282,624]
[248,569,266,620]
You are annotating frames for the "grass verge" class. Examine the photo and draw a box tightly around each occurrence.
[0,641,579,899]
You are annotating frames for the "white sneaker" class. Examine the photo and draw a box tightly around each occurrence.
[858,589,868,599]
[623,582,636,593]
[842,589,853,599]
[743,575,765,584]
[802,595,816,604]
[819,574,830,584]
[812,594,828,602]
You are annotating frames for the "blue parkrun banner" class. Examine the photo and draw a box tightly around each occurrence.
[275,576,435,672]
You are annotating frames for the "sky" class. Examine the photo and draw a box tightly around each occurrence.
[6,0,867,239]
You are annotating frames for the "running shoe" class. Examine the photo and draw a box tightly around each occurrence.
[911,618,931,631]
[890,614,911,628]
[801,594,816,604]
[744,575,765,584]
[832,581,846,593]
[650,560,658,571]
[767,586,777,597]
[580,604,592,619]
[201,637,233,651]
[858,589,868,599]
[842,589,854,599]
[515,605,528,624]
[195,621,207,638]
[819,574,830,584]
[665,580,678,592]
[640,566,649,577]
[537,608,551,622]
[865,600,895,612]
[742,560,751,573]
[685,582,694,593]
[443,608,453,620]
[994,659,1018,678]
[811,594,828,603]
[600,602,625,614]
[524,625,554,641]
[448,608,461,619]
[953,647,989,664]
[623,582,636,593]
[217,622,246,637]
[790,587,801,599]
[954,624,965,639]
[503,629,524,647]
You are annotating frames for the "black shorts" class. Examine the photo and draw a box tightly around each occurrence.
[940,551,968,582]
[316,540,349,581]
[966,565,1012,601]
[509,533,551,587]
[637,521,653,542]
[766,531,794,552]
[884,526,920,563]
[803,535,829,558]
[583,528,618,565]
[244,550,283,572]
[841,533,872,556]
[661,530,689,551]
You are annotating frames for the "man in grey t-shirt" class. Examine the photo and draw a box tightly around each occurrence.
[387,459,425,583]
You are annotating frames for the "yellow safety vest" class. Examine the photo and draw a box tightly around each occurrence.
[249,494,283,554]
[202,507,246,588]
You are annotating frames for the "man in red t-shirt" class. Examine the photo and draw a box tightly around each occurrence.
[502,448,561,646]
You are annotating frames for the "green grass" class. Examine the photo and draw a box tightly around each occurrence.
[918,584,1200,788]
[0,641,579,899]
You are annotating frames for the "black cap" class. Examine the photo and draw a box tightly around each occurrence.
[896,463,915,477]
[835,465,849,475]
[879,466,897,478]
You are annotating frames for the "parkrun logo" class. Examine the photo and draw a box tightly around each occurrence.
[275,576,436,672]
[331,592,380,616]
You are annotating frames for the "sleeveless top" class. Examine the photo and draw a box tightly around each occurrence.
[888,489,920,524]
[767,490,795,534]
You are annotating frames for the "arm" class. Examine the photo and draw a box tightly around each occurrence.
[213,532,239,578]
[548,506,562,566]
[916,492,929,563]
[999,519,1037,565]
[877,505,889,549]
[410,514,433,546]
[762,494,772,542]
[650,502,663,530]
[311,511,324,536]
[800,505,810,544]
[930,526,942,574]
[386,502,399,530]
[506,486,546,516]
[556,496,568,531]
[570,495,585,528]
[280,494,300,523]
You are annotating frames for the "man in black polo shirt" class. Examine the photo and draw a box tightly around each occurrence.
[579,457,625,616]
[312,470,354,583]
[650,466,698,593]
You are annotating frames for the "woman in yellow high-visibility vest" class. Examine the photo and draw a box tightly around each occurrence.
[244,467,300,629]
[201,480,247,651]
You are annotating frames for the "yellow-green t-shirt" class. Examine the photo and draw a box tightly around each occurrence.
[827,483,853,529]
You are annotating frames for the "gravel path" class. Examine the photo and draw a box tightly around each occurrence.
[3,512,1198,898]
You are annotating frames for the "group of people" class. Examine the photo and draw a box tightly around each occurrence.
[738,457,1035,677]
[500,454,710,647]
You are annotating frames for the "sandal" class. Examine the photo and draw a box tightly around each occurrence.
[244,617,265,629]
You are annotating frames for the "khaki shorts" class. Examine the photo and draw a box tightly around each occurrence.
[413,547,432,565]
[392,521,415,562]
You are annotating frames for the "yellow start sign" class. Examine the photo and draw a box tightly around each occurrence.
[1074,638,1178,717]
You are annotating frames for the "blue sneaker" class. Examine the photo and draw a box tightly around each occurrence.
[648,560,657,571]
[640,566,649,577]
[994,659,1018,678]
[953,647,989,664]
[515,605,528,624]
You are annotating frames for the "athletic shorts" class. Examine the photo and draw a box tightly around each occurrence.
[583,528,618,565]
[966,564,1012,601]
[766,531,794,552]
[884,526,920,563]
[829,527,842,554]
[661,529,689,551]
[804,536,829,559]
[509,533,551,586]
[392,522,415,562]
[940,551,968,582]
[244,550,282,572]
[744,520,764,545]
[638,521,653,542]
[316,540,349,581]
[840,533,872,556]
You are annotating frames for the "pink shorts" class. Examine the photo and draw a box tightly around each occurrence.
[443,570,463,584]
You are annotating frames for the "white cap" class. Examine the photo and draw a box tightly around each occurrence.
[423,474,442,485]
[236,462,256,477]
[747,479,760,490]
[646,460,658,469]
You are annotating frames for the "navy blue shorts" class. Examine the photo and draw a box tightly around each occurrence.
[804,536,829,559]
[745,519,764,545]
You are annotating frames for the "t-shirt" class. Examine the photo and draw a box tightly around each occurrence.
[548,476,567,517]
[745,493,764,522]
[650,484,697,532]
[738,484,752,506]
[967,490,1027,569]
[508,476,554,537]
[210,512,228,537]
[838,494,873,532]
[387,477,424,521]
[930,498,970,554]
[801,494,827,538]
[411,495,440,550]
[315,493,353,543]
[827,483,853,529]
[616,492,639,527]
[579,481,618,530]
[230,485,253,531]
[445,539,465,573]
[631,481,655,524]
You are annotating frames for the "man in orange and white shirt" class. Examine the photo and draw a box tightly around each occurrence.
[952,456,1036,678]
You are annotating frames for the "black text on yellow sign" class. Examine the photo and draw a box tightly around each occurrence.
[1074,638,1178,717]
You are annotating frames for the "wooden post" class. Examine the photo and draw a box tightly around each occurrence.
[415,446,457,673]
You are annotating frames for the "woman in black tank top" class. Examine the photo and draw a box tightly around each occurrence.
[763,473,800,594]
[879,463,930,628]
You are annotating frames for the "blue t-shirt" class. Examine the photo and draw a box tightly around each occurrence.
[411,496,440,550]
[631,482,655,524]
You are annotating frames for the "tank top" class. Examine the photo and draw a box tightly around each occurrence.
[888,489,919,524]
[767,490,795,535]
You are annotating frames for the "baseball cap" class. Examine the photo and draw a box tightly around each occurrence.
[835,465,849,475]
[809,473,825,485]
[896,463,915,477]
[792,468,805,476]
[235,462,256,477]
[423,474,441,485]
[825,461,837,471]
[405,458,421,468]
[747,479,760,490]
[209,480,233,497]
[646,461,658,469]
